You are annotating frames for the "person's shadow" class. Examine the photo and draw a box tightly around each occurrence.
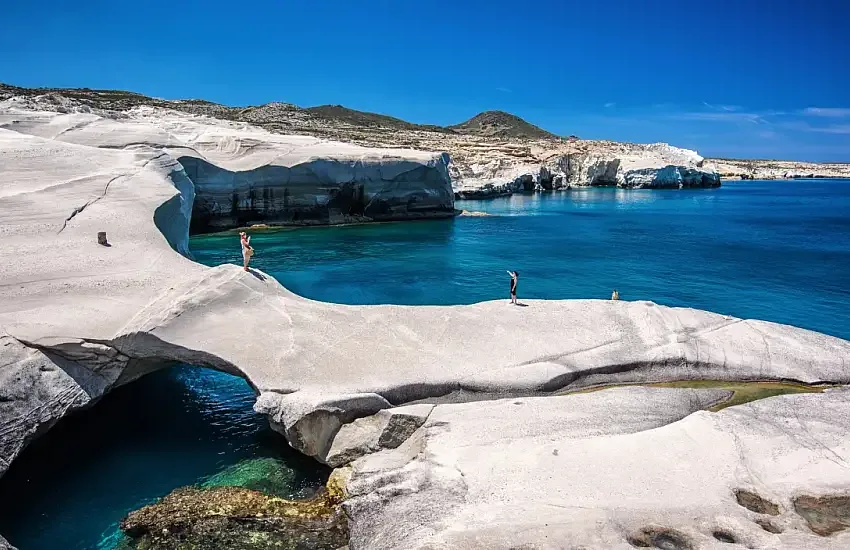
[246,268,267,281]
[515,303,529,307]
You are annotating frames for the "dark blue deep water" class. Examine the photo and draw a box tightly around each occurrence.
[1,179,848,549]
[0,367,328,549]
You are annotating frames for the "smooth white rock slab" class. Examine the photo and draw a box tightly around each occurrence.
[344,387,850,549]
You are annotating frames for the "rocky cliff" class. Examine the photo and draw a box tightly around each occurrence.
[451,143,721,198]
[709,157,850,180]
[0,101,455,232]
[183,153,454,232]
[0,84,733,198]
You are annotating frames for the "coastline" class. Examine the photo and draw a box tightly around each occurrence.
[2,103,850,549]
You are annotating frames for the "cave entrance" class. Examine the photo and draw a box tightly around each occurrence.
[0,365,328,549]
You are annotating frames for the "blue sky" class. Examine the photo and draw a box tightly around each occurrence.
[2,0,849,161]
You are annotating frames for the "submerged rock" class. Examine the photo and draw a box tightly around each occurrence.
[201,457,299,498]
[120,471,349,549]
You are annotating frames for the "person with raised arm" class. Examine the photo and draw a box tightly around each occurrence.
[507,270,519,305]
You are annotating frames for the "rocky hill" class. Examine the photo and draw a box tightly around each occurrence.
[303,104,451,134]
[448,110,557,139]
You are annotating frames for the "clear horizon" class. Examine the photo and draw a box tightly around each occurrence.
[2,0,849,162]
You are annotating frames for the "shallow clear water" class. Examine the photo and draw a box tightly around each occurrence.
[2,179,848,550]
[192,179,850,340]
[0,367,328,550]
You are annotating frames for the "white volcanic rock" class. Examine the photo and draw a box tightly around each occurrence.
[0,333,103,478]
[1,105,850,547]
[343,387,850,549]
[322,404,435,467]
[0,103,455,232]
[708,157,850,180]
[452,142,719,197]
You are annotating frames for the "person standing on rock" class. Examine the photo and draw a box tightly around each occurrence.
[507,270,519,305]
[240,231,254,271]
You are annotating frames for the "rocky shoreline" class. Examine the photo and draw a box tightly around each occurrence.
[2,100,850,549]
[4,83,849,205]
[711,157,850,181]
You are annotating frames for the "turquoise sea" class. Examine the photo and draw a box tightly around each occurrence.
[194,179,850,339]
[1,179,848,549]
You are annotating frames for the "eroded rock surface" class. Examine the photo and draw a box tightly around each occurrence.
[0,104,455,233]
[794,495,850,536]
[343,387,850,549]
[0,333,108,478]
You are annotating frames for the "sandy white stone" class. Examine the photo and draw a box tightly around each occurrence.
[345,387,850,549]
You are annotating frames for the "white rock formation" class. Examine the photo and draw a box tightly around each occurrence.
[708,157,850,181]
[343,387,850,549]
[0,103,455,233]
[452,142,720,198]
[1,105,849,548]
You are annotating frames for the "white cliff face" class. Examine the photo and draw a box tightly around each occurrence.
[708,157,850,180]
[0,103,456,232]
[1,105,850,548]
[452,142,720,198]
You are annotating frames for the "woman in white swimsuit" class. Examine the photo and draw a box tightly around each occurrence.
[240,232,253,271]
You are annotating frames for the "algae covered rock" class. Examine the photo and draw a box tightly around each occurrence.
[120,470,350,549]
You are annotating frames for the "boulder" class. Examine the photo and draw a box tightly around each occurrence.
[322,404,434,467]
